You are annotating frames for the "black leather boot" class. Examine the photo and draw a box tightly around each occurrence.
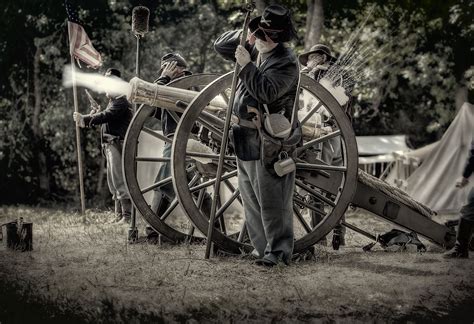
[443,218,473,259]
[116,199,132,224]
[332,223,346,250]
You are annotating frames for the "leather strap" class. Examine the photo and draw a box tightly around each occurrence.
[231,114,257,129]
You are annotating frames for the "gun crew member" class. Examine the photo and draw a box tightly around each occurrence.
[149,54,191,218]
[73,68,133,224]
[214,5,299,267]
[299,44,348,248]
[444,140,474,258]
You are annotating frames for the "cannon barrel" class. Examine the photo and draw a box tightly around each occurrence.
[127,77,227,113]
[127,76,331,141]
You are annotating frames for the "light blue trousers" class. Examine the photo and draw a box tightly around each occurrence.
[105,142,129,201]
[237,159,295,264]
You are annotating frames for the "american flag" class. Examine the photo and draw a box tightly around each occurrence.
[65,0,102,68]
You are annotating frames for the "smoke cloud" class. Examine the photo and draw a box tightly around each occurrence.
[62,65,131,97]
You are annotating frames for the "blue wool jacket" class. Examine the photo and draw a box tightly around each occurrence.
[83,95,133,142]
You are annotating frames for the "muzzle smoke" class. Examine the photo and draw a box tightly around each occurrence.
[62,65,131,97]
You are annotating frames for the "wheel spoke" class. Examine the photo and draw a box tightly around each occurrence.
[195,188,206,208]
[295,158,331,178]
[293,206,312,234]
[168,110,181,124]
[136,156,193,163]
[160,199,179,221]
[216,197,228,236]
[300,130,341,151]
[201,111,225,128]
[296,163,346,172]
[223,180,243,206]
[189,170,238,193]
[295,179,336,207]
[237,222,247,243]
[219,218,227,236]
[141,165,196,194]
[293,195,327,217]
[141,176,172,194]
[142,127,172,144]
[186,151,236,161]
[300,101,323,126]
[220,91,230,105]
[161,173,201,222]
[135,157,171,162]
[215,188,240,220]
[187,188,207,236]
[196,117,224,140]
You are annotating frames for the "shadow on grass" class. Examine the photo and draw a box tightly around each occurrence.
[336,259,438,276]
[0,276,166,324]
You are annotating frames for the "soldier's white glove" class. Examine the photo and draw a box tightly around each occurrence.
[73,112,85,128]
[316,106,331,119]
[321,125,333,135]
[235,45,251,67]
[160,61,179,79]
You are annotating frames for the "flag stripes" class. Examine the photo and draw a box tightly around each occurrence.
[67,21,102,68]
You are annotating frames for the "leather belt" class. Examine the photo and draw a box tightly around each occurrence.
[231,115,257,129]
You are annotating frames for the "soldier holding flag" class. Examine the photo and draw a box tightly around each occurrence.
[73,69,133,223]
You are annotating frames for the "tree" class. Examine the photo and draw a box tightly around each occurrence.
[0,0,471,205]
[304,0,324,49]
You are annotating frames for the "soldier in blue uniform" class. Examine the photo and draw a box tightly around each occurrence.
[444,140,474,258]
[214,5,298,266]
[73,68,133,223]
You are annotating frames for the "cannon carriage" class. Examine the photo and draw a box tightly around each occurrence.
[122,72,456,255]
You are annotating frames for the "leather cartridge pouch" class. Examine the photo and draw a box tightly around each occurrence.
[229,123,260,161]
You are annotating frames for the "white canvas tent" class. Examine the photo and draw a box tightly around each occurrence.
[357,135,410,156]
[406,102,474,213]
[383,140,438,187]
[356,135,410,176]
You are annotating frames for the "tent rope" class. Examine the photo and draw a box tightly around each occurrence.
[358,169,436,219]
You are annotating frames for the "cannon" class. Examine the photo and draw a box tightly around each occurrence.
[122,72,456,255]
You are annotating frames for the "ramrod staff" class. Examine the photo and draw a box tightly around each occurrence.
[205,2,255,259]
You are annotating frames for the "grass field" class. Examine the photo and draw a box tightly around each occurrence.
[0,206,473,323]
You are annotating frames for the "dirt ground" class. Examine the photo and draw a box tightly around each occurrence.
[0,206,473,323]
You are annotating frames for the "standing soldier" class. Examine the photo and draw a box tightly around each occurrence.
[214,5,299,266]
[299,44,350,248]
[73,68,133,223]
[146,53,213,242]
[149,53,191,217]
[444,140,474,258]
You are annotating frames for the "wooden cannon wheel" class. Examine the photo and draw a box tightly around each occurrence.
[123,74,221,242]
[172,72,359,254]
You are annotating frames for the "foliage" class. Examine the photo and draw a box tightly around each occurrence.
[323,0,473,146]
[0,0,472,204]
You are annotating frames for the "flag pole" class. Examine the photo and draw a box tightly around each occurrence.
[70,55,86,215]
